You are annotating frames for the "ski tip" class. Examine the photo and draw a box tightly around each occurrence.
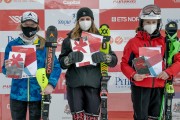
[165,21,178,32]
[46,25,58,42]
[99,24,110,36]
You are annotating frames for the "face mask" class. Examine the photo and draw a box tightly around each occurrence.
[21,26,38,38]
[79,21,92,31]
[143,24,157,34]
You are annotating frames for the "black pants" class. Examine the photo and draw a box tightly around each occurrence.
[67,86,101,115]
[10,99,41,120]
[131,85,164,120]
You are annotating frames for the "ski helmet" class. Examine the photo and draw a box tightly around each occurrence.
[139,4,162,30]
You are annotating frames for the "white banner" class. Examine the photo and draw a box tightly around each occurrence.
[99,0,154,9]
[172,98,180,119]
[108,72,131,93]
[0,31,45,52]
[0,74,11,94]
[110,30,136,51]
[50,94,72,120]
[0,0,44,10]
[161,8,180,30]
[45,9,99,30]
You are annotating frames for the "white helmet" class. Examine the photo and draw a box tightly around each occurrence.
[139,4,161,20]
[139,4,162,31]
[21,11,39,24]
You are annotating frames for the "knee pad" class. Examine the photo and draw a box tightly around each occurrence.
[72,111,84,120]
[85,113,99,120]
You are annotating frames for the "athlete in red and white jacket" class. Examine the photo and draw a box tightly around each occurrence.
[121,4,180,120]
[121,30,180,88]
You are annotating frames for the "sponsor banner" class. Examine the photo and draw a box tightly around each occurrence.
[174,92,180,99]
[155,0,180,8]
[0,31,45,51]
[161,9,180,30]
[0,0,44,10]
[108,51,122,72]
[56,31,70,52]
[0,10,44,31]
[172,99,180,119]
[0,95,72,120]
[0,95,1,120]
[108,93,133,111]
[45,0,99,9]
[174,72,180,86]
[110,30,135,51]
[174,85,180,94]
[174,78,180,86]
[0,31,21,51]
[45,9,99,31]
[99,0,154,9]
[108,72,131,93]
[1,94,30,119]
[1,94,11,120]
[50,94,72,120]
[0,75,11,94]
[100,9,140,30]
[53,73,67,94]
[0,52,4,73]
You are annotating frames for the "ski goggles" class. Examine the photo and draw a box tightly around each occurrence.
[142,5,161,15]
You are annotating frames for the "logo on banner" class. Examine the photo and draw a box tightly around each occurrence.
[53,73,67,94]
[4,0,12,3]
[7,104,10,109]
[113,0,136,4]
[173,0,180,2]
[112,17,139,22]
[63,0,80,5]
[58,13,76,26]
[9,16,21,23]
[115,77,130,88]
[115,36,123,45]
[173,102,180,113]
[57,37,64,45]
[64,104,71,115]
[8,36,16,42]
[111,36,132,45]
[6,0,38,2]
[2,85,11,89]
[56,37,64,52]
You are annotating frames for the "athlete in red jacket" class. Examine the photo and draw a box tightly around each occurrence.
[121,4,180,120]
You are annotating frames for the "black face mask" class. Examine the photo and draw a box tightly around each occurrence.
[21,26,38,38]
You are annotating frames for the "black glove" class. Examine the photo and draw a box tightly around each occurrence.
[91,52,112,63]
[64,51,83,66]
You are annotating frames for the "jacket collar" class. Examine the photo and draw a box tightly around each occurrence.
[136,31,162,41]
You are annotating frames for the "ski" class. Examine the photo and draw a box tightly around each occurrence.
[99,24,111,120]
[36,25,58,120]
[159,21,179,120]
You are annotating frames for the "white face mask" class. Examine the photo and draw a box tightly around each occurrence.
[143,24,157,34]
[79,21,92,31]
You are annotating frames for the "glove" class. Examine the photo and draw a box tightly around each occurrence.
[64,51,84,66]
[91,52,112,63]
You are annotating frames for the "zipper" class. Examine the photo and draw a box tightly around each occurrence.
[27,77,30,101]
